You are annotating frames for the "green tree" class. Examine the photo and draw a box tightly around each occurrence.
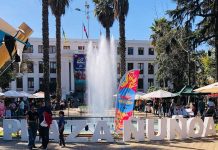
[0,67,14,90]
[150,18,193,91]
[42,0,50,105]
[167,0,218,81]
[195,50,216,86]
[93,0,114,40]
[114,0,129,77]
[49,0,70,102]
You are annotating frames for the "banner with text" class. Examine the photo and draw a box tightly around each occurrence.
[115,69,140,133]
[73,54,86,92]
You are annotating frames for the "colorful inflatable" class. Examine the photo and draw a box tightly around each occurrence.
[0,18,33,74]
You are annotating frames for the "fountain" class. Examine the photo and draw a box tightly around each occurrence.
[86,37,117,116]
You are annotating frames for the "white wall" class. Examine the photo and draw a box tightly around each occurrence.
[9,38,157,96]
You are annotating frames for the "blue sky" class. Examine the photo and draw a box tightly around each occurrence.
[0,0,176,40]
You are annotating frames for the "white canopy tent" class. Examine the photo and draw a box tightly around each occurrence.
[194,82,218,93]
[4,90,24,98]
[141,89,177,99]
[135,92,146,100]
[19,91,36,98]
[0,92,4,97]
[33,91,44,98]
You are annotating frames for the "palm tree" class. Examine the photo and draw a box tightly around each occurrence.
[49,0,70,103]
[42,0,50,106]
[114,0,129,77]
[93,0,114,40]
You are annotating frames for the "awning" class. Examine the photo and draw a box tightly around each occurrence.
[19,91,36,98]
[194,82,218,93]
[141,89,177,99]
[33,91,44,98]
[177,85,201,96]
[4,90,24,98]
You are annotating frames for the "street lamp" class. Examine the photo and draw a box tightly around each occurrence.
[75,1,90,39]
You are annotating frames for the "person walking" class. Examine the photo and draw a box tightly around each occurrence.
[170,100,175,117]
[37,101,46,143]
[153,99,158,115]
[162,100,167,117]
[39,109,52,150]
[198,99,205,117]
[58,111,65,148]
[38,101,52,150]
[26,105,39,150]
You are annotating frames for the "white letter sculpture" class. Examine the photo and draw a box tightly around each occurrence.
[3,119,21,140]
[202,117,216,137]
[65,120,88,142]
[146,118,167,140]
[187,117,204,138]
[91,121,114,142]
[20,119,28,141]
[167,116,187,140]
[123,117,144,142]
[49,120,59,142]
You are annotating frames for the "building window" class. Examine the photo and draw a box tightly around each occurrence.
[50,78,56,83]
[39,61,43,73]
[117,47,120,55]
[49,45,56,53]
[38,45,43,53]
[138,63,144,74]
[16,78,23,89]
[64,46,70,50]
[23,45,33,53]
[39,78,44,90]
[148,78,154,87]
[78,46,85,50]
[127,63,134,71]
[93,45,98,49]
[50,62,56,73]
[49,78,56,93]
[138,78,143,89]
[148,47,154,55]
[128,47,134,55]
[148,63,154,74]
[27,61,34,73]
[138,47,144,55]
[28,78,34,90]
[117,63,120,74]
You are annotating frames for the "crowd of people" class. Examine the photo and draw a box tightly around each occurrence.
[0,99,26,118]
[0,99,67,150]
[0,98,68,119]
[148,97,218,119]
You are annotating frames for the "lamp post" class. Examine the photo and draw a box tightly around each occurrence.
[75,1,90,39]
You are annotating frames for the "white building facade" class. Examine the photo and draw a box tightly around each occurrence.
[7,38,157,98]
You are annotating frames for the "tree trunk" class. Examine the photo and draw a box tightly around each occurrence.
[215,0,218,81]
[56,15,62,103]
[106,27,110,41]
[42,0,50,106]
[119,14,126,77]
